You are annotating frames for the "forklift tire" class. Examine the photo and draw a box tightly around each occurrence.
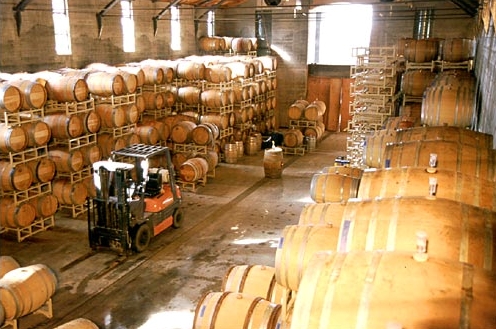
[132,224,152,253]
[172,208,184,229]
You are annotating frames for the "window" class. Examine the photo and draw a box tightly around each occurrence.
[52,0,72,55]
[207,11,215,37]
[121,0,135,53]
[307,4,373,65]
[171,6,181,51]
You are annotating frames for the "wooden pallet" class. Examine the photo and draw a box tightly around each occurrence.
[2,216,55,243]
[177,175,207,192]
[1,298,53,329]
[282,146,305,156]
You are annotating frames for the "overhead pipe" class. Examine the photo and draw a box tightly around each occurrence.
[413,8,434,39]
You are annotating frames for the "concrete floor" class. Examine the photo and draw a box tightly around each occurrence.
[0,132,348,329]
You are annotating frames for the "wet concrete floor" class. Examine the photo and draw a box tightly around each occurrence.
[0,132,347,329]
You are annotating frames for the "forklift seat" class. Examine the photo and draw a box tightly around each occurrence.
[145,172,162,197]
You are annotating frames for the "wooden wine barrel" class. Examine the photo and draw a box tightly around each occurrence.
[0,124,28,154]
[442,38,474,62]
[264,147,283,178]
[162,90,176,108]
[84,71,125,97]
[222,265,286,304]
[191,123,219,146]
[401,69,437,96]
[421,84,475,127]
[309,173,360,203]
[81,144,102,166]
[175,61,205,81]
[193,291,281,329]
[95,104,127,128]
[200,89,231,108]
[26,158,56,183]
[141,90,165,110]
[231,37,253,53]
[198,36,222,52]
[117,66,145,87]
[179,157,208,182]
[134,125,159,145]
[205,64,232,84]
[399,103,422,121]
[48,147,84,173]
[116,70,138,94]
[171,121,197,144]
[291,250,496,329]
[43,113,84,139]
[283,129,304,148]
[0,256,20,279]
[274,224,338,291]
[364,130,398,168]
[53,318,99,329]
[122,103,139,124]
[197,150,219,172]
[258,56,278,71]
[402,38,440,63]
[140,65,165,85]
[304,100,326,121]
[288,100,306,120]
[29,193,58,218]
[0,82,22,113]
[0,198,36,228]
[303,121,325,140]
[141,117,170,141]
[22,121,51,147]
[358,167,496,211]
[135,93,145,113]
[0,162,33,191]
[44,75,89,103]
[177,86,201,105]
[0,264,58,320]
[52,179,88,205]
[383,115,419,131]
[298,202,347,226]
[78,110,101,134]
[233,106,247,124]
[97,133,127,158]
[222,61,252,80]
[383,140,495,180]
[7,79,47,110]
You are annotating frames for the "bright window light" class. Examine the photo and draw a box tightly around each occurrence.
[207,11,215,37]
[52,0,72,55]
[307,4,373,65]
[171,6,181,51]
[121,0,135,53]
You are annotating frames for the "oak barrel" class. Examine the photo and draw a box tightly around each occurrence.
[0,162,33,191]
[95,104,127,128]
[309,173,360,203]
[48,147,84,173]
[52,179,88,205]
[283,129,304,148]
[171,121,197,144]
[0,82,22,113]
[7,79,47,110]
[0,257,20,279]
[0,124,28,153]
[22,121,51,147]
[26,158,56,183]
[43,113,84,139]
[0,198,36,228]
[264,147,283,178]
[28,193,58,218]
[53,318,99,329]
[179,157,208,182]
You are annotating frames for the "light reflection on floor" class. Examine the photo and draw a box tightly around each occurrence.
[138,310,195,329]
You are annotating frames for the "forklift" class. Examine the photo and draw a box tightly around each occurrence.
[87,144,183,253]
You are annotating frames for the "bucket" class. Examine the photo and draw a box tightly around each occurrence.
[309,173,360,203]
[171,121,197,144]
[45,76,89,102]
[26,158,56,183]
[298,202,346,226]
[283,129,304,148]
[85,71,125,97]
[0,198,36,228]
[43,113,84,139]
[192,291,281,329]
[0,264,58,320]
[0,124,28,153]
[0,256,20,279]
[245,135,259,155]
[224,143,238,164]
[304,136,316,151]
[264,147,283,178]
[53,318,99,329]
[29,193,58,218]
[0,162,33,191]
[0,82,22,113]
[134,125,159,145]
[7,79,47,110]
[401,69,437,96]
[421,84,475,128]
[179,157,208,182]
[78,110,101,134]
[48,147,84,173]
[383,140,494,180]
[274,224,338,291]
[192,123,219,146]
[22,121,51,147]
[52,179,88,205]
[177,86,201,105]
[222,265,286,304]
[291,250,496,329]
[95,104,127,128]
[358,167,496,211]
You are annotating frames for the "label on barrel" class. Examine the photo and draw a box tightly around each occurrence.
[277,237,284,249]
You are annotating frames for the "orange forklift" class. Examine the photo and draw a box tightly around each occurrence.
[87,144,183,253]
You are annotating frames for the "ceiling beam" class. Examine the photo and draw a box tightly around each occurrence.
[96,0,120,39]
[12,0,34,37]
[450,0,478,16]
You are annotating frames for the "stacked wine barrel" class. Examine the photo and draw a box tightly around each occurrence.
[0,256,58,328]
[0,73,59,239]
[286,99,326,152]
[198,36,258,55]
